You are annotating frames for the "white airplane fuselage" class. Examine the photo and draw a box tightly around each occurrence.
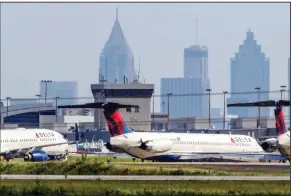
[0,128,68,156]
[110,132,264,160]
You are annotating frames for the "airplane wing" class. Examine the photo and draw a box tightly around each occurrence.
[0,141,69,156]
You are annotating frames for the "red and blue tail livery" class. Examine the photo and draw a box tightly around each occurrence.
[227,99,290,136]
[274,108,287,135]
[58,102,138,137]
[104,111,133,137]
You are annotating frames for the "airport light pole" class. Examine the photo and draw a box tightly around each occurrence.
[0,101,3,125]
[41,80,52,105]
[152,94,155,130]
[206,89,211,129]
[255,87,261,131]
[55,96,60,123]
[6,97,11,117]
[35,94,41,128]
[162,101,165,130]
[167,93,173,130]
[280,85,286,100]
[223,91,228,129]
[280,85,286,116]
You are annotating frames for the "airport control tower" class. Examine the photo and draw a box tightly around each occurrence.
[91,83,154,131]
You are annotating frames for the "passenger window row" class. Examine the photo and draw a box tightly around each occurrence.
[1,138,56,143]
[174,141,251,146]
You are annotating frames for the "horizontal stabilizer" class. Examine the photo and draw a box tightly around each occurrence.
[58,102,140,109]
[227,100,290,107]
[58,102,103,108]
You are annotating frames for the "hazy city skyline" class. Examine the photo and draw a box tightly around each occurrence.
[1,3,290,112]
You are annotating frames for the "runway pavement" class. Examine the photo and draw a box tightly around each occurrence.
[0,175,289,181]
[112,162,290,170]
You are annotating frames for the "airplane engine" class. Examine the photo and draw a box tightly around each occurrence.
[105,143,125,153]
[140,139,173,153]
[260,138,279,153]
[24,150,50,162]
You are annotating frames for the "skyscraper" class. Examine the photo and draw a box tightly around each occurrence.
[184,45,208,79]
[183,44,210,117]
[160,77,208,118]
[99,8,135,84]
[227,29,270,118]
[160,44,210,118]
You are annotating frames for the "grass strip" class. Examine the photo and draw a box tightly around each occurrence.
[0,157,289,176]
[0,180,290,196]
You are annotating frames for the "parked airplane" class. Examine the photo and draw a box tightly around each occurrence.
[58,102,288,162]
[0,128,69,162]
[227,99,290,161]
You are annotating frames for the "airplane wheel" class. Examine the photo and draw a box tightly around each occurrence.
[62,155,68,161]
[141,159,144,162]
[282,160,286,163]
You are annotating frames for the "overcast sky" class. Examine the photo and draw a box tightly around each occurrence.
[1,3,290,111]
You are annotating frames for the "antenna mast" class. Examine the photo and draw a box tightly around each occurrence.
[138,57,141,83]
[195,17,198,45]
[105,57,108,83]
[116,7,118,20]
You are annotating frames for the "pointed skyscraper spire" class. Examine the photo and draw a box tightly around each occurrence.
[99,8,135,84]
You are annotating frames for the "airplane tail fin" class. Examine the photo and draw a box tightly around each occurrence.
[227,99,290,136]
[74,123,80,142]
[104,110,134,137]
[58,102,139,137]
[274,107,287,135]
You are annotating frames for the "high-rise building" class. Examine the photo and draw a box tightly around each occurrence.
[227,29,270,118]
[160,44,210,118]
[160,45,210,118]
[184,45,208,79]
[99,8,135,84]
[160,77,209,119]
[39,81,78,106]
